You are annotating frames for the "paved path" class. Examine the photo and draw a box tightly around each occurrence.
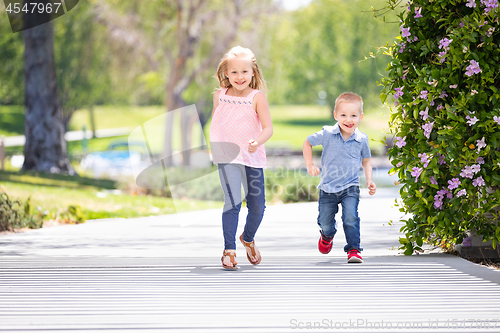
[1,188,500,332]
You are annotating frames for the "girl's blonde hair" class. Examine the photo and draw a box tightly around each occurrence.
[215,46,267,95]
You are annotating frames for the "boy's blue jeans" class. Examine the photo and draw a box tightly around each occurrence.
[317,186,362,252]
[218,164,266,250]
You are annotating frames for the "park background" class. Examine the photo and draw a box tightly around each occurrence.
[0,0,401,228]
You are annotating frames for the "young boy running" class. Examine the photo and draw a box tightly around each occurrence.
[303,92,376,263]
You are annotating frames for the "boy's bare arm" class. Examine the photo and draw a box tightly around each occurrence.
[303,139,320,176]
[362,157,376,195]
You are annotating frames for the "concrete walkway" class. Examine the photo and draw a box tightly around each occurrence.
[1,188,500,332]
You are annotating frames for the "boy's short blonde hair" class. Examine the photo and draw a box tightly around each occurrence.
[334,92,363,114]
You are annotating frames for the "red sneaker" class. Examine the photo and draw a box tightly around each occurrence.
[318,232,333,254]
[347,249,363,263]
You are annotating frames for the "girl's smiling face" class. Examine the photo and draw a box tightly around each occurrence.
[334,102,363,139]
[225,56,254,93]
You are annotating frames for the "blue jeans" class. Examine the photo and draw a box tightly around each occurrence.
[317,186,362,252]
[218,164,266,250]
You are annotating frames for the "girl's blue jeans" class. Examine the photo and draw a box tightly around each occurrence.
[218,164,266,250]
[317,186,362,252]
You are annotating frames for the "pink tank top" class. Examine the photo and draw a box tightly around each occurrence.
[210,88,266,168]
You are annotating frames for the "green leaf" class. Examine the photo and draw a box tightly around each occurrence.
[431,69,440,79]
[404,247,413,256]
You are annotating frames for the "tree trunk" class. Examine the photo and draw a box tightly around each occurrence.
[22,11,74,174]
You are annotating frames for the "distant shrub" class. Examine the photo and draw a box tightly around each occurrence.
[0,188,45,231]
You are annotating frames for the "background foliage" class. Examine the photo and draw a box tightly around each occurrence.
[381,0,500,254]
[0,0,399,113]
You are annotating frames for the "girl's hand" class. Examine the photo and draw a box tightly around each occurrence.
[307,164,321,177]
[367,181,377,195]
[248,139,259,153]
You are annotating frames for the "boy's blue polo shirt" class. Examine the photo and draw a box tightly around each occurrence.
[307,124,371,193]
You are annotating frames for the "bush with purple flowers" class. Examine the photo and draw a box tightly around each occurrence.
[378,0,500,255]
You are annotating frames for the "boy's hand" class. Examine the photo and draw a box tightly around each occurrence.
[307,164,321,176]
[367,181,377,195]
[248,140,258,153]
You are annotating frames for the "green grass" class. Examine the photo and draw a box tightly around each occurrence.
[68,105,166,132]
[0,170,221,220]
[0,105,25,137]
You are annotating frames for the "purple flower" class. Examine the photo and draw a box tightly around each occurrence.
[493,116,500,125]
[420,90,429,100]
[476,137,486,151]
[436,104,444,111]
[481,0,498,13]
[414,7,423,18]
[419,107,429,120]
[396,162,404,167]
[473,176,485,187]
[430,176,438,185]
[401,26,411,38]
[439,91,448,99]
[477,157,485,164]
[460,166,475,179]
[465,60,482,77]
[449,84,458,89]
[419,153,431,168]
[395,136,407,148]
[466,0,477,7]
[430,100,435,107]
[434,196,443,209]
[394,87,404,100]
[439,38,452,50]
[438,154,446,165]
[422,121,434,139]
[486,27,496,37]
[438,188,453,199]
[457,189,467,197]
[434,186,453,209]
[411,167,422,181]
[399,43,406,53]
[466,115,479,126]
[448,178,461,190]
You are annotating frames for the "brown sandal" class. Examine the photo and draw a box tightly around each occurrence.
[221,250,238,270]
[239,234,262,265]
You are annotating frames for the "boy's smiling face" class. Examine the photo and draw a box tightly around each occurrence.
[333,102,363,139]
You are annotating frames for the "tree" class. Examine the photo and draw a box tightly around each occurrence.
[380,0,500,254]
[54,0,106,132]
[22,2,73,174]
[265,0,400,111]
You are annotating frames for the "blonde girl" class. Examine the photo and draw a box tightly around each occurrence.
[210,46,273,270]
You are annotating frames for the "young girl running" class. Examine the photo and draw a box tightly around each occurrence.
[210,46,273,270]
